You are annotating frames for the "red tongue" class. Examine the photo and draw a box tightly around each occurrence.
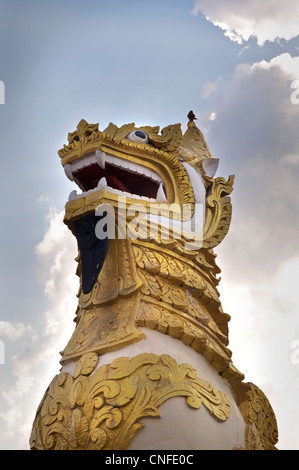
[106,175,130,192]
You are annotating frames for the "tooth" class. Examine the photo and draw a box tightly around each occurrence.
[68,190,77,201]
[96,149,105,169]
[128,163,137,173]
[73,160,82,171]
[143,168,151,178]
[97,177,107,189]
[156,183,167,202]
[64,164,74,181]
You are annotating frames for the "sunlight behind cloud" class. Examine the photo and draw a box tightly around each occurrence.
[192,0,299,45]
[0,206,79,449]
[219,256,299,450]
[197,50,299,449]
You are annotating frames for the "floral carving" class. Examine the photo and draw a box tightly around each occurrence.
[239,384,278,450]
[30,353,230,450]
[31,116,278,451]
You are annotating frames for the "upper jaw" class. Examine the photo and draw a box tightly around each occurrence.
[64,148,168,204]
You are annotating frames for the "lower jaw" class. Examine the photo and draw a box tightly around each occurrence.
[64,186,178,229]
[68,185,159,204]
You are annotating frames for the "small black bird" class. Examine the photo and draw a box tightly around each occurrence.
[187,110,197,121]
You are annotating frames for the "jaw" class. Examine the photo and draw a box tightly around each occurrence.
[62,144,193,231]
[65,149,167,203]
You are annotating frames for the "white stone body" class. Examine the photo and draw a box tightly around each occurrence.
[62,329,245,450]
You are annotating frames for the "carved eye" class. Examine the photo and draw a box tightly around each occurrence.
[126,130,149,144]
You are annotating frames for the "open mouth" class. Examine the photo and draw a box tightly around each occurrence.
[65,150,168,203]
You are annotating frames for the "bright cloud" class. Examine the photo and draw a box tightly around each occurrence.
[219,256,299,450]
[192,0,299,45]
[202,53,299,280]
[0,207,78,449]
[255,52,299,77]
[198,52,299,449]
[35,207,78,338]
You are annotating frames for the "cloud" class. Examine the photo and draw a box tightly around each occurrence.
[255,52,299,77]
[197,53,299,449]
[200,76,223,98]
[0,321,36,341]
[199,54,299,281]
[192,0,299,45]
[0,206,78,449]
[34,206,78,338]
[219,256,299,450]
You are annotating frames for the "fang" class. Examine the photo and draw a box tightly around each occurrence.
[156,183,167,202]
[96,149,105,169]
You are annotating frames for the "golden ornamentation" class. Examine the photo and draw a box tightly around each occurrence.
[30,352,230,450]
[103,121,183,152]
[203,175,235,249]
[58,119,101,163]
[59,119,195,223]
[238,384,278,450]
[174,120,214,164]
[30,114,278,450]
[58,118,237,375]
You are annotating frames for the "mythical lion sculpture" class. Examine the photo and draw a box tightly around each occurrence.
[30,113,278,450]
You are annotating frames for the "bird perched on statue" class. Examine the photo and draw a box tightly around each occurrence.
[187,110,197,121]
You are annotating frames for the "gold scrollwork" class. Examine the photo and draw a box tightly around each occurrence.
[47,116,279,451]
[30,352,230,450]
[203,175,235,249]
[239,384,278,450]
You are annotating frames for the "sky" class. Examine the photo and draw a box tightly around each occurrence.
[0,0,299,450]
